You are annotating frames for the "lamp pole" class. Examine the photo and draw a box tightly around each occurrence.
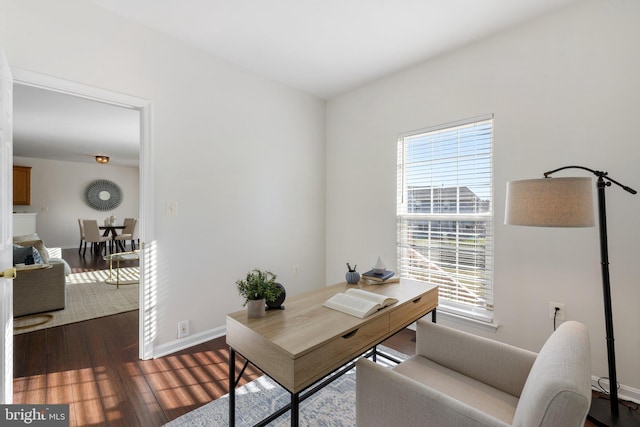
[544,166,637,426]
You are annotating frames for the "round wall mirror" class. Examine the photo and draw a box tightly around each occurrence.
[85,179,122,211]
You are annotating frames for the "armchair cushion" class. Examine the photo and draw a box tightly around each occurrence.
[357,358,512,427]
[393,356,519,424]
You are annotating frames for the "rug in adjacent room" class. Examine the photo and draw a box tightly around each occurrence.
[13,267,139,334]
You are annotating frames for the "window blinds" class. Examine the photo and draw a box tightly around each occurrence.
[397,115,494,320]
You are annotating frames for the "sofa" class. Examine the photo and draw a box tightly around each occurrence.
[13,234,69,317]
[13,262,66,317]
[356,320,591,427]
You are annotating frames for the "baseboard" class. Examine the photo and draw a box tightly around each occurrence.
[592,377,640,404]
[152,325,226,358]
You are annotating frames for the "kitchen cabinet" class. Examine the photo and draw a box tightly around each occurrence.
[13,165,31,205]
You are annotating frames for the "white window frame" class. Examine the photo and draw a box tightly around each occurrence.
[397,114,494,322]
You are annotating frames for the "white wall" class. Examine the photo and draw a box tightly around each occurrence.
[327,0,640,393]
[13,156,139,248]
[1,0,326,350]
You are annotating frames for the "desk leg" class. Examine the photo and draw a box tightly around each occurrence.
[229,347,236,427]
[290,392,299,426]
[432,308,437,323]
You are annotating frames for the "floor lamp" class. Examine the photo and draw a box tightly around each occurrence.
[505,165,639,427]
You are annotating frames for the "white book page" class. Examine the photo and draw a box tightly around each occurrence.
[323,293,379,318]
[345,288,396,307]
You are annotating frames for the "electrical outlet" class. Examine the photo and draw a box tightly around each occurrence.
[548,302,566,321]
[178,320,190,338]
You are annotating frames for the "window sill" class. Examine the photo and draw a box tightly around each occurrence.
[406,309,499,333]
[436,310,499,333]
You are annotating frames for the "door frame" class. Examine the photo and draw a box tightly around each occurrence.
[1,48,14,404]
[12,68,155,360]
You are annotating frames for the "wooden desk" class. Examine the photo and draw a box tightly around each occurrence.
[226,279,438,426]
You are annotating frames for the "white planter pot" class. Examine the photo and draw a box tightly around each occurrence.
[247,299,266,318]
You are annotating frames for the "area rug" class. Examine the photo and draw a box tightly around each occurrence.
[165,347,406,427]
[13,267,139,334]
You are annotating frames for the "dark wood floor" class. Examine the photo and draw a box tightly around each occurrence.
[13,249,417,426]
[64,245,139,274]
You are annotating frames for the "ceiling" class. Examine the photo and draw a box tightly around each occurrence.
[13,84,140,168]
[87,0,581,99]
[14,0,581,166]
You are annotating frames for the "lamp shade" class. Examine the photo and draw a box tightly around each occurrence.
[505,177,595,227]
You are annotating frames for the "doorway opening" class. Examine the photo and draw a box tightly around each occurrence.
[11,68,154,360]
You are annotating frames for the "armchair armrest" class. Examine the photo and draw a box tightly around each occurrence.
[416,320,537,397]
[356,358,510,427]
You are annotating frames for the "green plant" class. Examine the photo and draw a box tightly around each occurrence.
[236,268,282,306]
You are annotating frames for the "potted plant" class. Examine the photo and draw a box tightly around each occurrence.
[236,268,283,318]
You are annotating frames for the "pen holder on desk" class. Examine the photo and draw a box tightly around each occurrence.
[346,271,360,284]
[346,262,360,284]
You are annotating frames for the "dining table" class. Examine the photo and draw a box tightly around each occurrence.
[99,224,125,253]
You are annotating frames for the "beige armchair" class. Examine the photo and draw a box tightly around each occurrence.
[356,320,591,427]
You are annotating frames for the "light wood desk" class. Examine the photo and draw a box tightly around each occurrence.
[226,278,438,426]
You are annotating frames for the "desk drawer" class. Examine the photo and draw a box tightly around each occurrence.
[293,314,389,391]
[390,291,437,332]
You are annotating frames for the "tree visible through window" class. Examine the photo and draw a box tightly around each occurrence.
[397,115,494,321]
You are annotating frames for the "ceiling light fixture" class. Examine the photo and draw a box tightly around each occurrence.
[95,155,109,164]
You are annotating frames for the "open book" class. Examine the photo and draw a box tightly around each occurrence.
[323,288,398,318]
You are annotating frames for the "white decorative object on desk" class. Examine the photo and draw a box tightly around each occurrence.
[373,256,386,274]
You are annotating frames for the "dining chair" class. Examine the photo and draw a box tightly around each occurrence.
[82,219,110,256]
[131,218,139,250]
[77,218,88,254]
[114,217,137,252]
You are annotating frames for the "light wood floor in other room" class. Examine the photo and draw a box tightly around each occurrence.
[13,250,611,426]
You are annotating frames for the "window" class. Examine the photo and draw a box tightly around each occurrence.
[397,115,494,322]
